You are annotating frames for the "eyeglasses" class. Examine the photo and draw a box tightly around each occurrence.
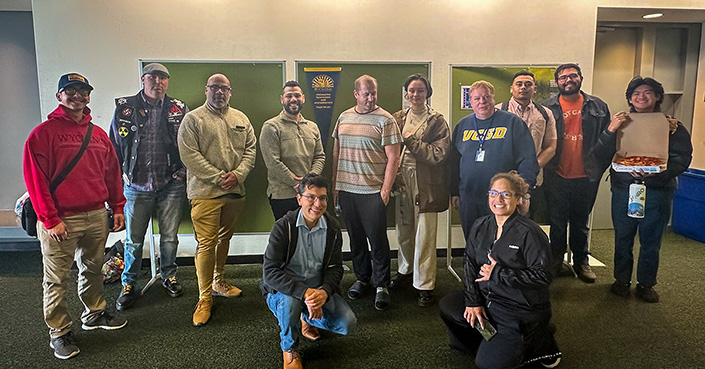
[300,194,328,203]
[61,86,91,97]
[557,73,580,82]
[488,190,516,199]
[207,84,232,92]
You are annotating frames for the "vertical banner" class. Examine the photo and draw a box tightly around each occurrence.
[304,67,341,148]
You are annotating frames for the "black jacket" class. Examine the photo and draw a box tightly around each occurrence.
[260,209,343,300]
[610,121,692,190]
[109,92,187,185]
[464,212,552,316]
[542,92,616,182]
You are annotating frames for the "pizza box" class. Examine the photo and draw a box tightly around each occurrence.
[611,112,669,173]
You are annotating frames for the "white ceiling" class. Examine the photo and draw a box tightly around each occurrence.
[598,7,705,23]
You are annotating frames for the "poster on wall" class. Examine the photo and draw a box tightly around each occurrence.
[461,85,472,110]
[304,67,341,148]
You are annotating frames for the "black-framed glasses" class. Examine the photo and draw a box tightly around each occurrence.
[207,84,231,92]
[61,86,91,97]
[488,190,515,199]
[557,73,580,82]
[300,194,328,203]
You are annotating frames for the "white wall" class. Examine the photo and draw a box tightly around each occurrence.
[27,0,705,244]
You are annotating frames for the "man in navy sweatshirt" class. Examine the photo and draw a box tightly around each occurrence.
[450,80,539,238]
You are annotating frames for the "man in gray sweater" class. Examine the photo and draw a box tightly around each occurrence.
[177,73,257,327]
[260,80,325,220]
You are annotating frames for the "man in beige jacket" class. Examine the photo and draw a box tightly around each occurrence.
[178,73,256,326]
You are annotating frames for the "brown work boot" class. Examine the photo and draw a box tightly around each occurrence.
[301,317,320,341]
[283,350,303,369]
[212,281,242,298]
[192,299,212,327]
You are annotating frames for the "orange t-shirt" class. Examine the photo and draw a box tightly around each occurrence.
[557,95,587,179]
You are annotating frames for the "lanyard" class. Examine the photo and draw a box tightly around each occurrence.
[473,113,495,150]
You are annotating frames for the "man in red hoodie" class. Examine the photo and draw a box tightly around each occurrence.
[23,73,128,360]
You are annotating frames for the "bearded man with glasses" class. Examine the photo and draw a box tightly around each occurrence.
[541,63,623,283]
[178,73,257,326]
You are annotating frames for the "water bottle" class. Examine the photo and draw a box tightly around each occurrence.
[628,179,646,219]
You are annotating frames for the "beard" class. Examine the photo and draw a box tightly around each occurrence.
[284,101,302,115]
[558,82,581,96]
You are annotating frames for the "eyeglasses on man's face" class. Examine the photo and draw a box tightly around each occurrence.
[207,84,231,92]
[61,86,91,97]
[300,194,328,203]
[557,73,580,82]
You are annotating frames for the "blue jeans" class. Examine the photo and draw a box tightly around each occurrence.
[121,180,186,286]
[266,292,356,351]
[611,186,673,287]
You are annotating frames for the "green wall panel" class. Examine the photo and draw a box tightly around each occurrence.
[150,61,284,233]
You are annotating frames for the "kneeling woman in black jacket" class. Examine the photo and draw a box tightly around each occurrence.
[439,171,561,369]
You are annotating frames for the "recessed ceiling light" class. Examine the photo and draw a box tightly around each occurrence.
[643,13,663,19]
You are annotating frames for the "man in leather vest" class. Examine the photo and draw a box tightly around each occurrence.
[109,63,189,310]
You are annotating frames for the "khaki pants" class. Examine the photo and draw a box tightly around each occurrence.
[191,196,245,300]
[395,163,438,291]
[38,209,108,338]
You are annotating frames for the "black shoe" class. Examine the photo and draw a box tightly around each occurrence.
[116,284,136,311]
[162,276,184,298]
[374,287,391,311]
[347,280,369,300]
[50,332,80,360]
[417,290,434,307]
[635,284,659,303]
[609,281,631,297]
[82,311,127,331]
[388,272,411,289]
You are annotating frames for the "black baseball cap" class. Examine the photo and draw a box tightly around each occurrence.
[57,73,94,92]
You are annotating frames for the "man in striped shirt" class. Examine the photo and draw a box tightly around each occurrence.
[331,75,402,311]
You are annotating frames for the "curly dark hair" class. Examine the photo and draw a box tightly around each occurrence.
[488,170,529,197]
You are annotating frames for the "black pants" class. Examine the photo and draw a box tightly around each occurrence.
[338,191,391,288]
[544,173,600,267]
[269,197,299,221]
[439,290,560,369]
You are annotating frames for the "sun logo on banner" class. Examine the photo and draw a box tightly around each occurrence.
[311,75,335,89]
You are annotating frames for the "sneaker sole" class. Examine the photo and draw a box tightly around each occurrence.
[211,290,241,298]
[541,357,561,368]
[81,321,127,331]
[50,342,80,360]
[166,290,184,298]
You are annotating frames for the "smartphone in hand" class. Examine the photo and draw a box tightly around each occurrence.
[475,317,497,341]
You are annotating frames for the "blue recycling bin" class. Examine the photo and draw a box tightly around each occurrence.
[673,168,705,243]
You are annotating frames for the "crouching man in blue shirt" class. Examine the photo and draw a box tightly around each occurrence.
[261,174,357,369]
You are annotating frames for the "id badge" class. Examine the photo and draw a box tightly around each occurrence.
[475,149,485,162]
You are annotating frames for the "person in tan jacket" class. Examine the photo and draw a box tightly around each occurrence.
[389,74,451,307]
[178,73,256,326]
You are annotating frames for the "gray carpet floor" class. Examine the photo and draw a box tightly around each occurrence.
[1,229,704,368]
